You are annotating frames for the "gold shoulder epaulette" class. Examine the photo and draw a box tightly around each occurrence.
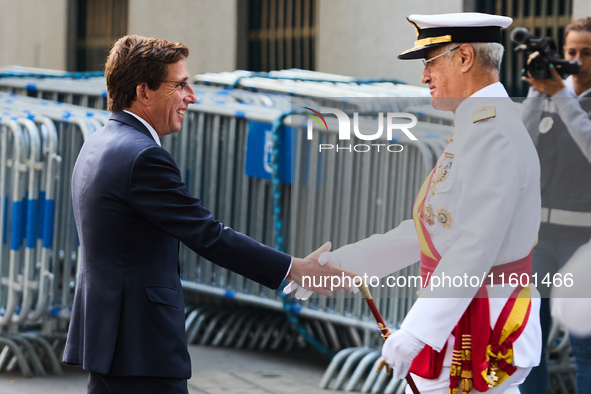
[472,106,496,123]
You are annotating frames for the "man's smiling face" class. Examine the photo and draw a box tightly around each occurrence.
[145,58,197,137]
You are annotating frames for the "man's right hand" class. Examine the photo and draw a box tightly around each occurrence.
[284,242,357,298]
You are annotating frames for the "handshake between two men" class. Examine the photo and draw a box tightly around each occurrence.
[284,241,426,384]
[285,241,357,299]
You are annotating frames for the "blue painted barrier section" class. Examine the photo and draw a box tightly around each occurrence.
[21,195,27,245]
[10,200,23,251]
[25,198,37,249]
[38,191,45,240]
[245,121,295,184]
[42,199,55,249]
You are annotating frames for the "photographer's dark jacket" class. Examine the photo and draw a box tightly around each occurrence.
[522,77,591,241]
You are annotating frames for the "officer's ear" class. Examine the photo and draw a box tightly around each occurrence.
[458,44,475,73]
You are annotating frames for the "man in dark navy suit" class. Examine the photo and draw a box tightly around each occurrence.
[62,35,351,394]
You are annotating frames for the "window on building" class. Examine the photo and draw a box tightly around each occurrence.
[70,0,129,72]
[245,0,316,72]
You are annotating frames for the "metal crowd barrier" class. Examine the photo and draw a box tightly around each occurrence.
[0,66,106,110]
[0,77,108,110]
[0,92,105,376]
[194,69,431,112]
[0,68,575,394]
[0,76,320,113]
[171,96,451,392]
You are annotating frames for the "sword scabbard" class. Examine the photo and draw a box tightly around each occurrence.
[360,282,420,394]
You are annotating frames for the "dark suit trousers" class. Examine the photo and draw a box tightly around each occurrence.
[88,372,188,394]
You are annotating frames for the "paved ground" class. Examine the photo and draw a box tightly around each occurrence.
[0,345,332,394]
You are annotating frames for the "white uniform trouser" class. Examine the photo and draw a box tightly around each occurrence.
[407,367,532,394]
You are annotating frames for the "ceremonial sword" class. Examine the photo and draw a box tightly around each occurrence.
[358,282,420,394]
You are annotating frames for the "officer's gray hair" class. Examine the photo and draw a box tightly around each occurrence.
[441,42,504,73]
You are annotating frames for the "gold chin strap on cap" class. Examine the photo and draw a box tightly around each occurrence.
[413,35,452,49]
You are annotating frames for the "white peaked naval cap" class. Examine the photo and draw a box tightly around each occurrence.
[399,12,513,60]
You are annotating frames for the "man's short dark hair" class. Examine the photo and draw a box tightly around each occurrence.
[105,35,189,112]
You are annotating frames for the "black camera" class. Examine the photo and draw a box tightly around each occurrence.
[511,27,579,79]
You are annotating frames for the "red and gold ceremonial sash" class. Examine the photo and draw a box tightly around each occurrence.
[409,169,533,394]
[481,285,532,389]
[408,168,448,380]
[447,256,532,394]
[412,167,441,264]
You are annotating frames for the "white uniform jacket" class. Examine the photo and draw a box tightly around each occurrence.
[327,82,542,370]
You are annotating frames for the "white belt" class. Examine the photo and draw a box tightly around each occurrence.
[541,208,591,227]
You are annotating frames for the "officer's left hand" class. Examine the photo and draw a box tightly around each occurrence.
[522,63,565,96]
[381,328,425,381]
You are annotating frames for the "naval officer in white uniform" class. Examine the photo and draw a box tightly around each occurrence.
[286,12,542,394]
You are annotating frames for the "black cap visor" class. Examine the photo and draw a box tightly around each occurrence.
[398,43,446,60]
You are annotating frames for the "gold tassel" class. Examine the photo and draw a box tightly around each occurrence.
[461,378,473,393]
[461,334,473,394]
[450,349,463,392]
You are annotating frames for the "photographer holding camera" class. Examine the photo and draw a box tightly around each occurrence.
[520,17,591,394]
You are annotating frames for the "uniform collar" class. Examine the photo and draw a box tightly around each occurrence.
[468,82,509,98]
[454,82,509,116]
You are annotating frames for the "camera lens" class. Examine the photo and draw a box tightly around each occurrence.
[529,57,549,79]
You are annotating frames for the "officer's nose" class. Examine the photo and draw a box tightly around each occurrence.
[422,67,431,85]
